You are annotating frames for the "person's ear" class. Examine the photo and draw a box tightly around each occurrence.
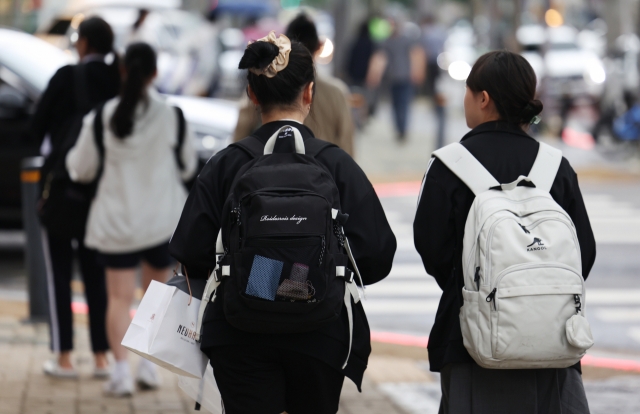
[480,91,491,110]
[75,36,88,58]
[247,85,260,106]
[302,82,314,106]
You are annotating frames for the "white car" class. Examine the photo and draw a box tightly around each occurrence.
[38,6,219,97]
[0,28,236,224]
[517,25,606,100]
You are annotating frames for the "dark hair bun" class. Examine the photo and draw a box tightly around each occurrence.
[467,51,543,125]
[520,99,543,124]
[238,42,279,70]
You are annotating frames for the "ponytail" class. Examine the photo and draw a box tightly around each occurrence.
[110,43,157,139]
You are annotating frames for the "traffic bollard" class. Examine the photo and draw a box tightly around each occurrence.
[20,156,49,322]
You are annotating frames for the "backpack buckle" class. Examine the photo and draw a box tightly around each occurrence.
[336,266,354,283]
[346,269,354,283]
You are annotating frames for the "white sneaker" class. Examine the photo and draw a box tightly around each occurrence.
[136,360,161,390]
[103,375,134,397]
[43,359,78,379]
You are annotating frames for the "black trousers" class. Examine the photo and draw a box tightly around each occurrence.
[44,230,109,353]
[204,344,345,414]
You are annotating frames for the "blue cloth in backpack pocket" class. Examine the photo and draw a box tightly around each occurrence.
[246,255,284,301]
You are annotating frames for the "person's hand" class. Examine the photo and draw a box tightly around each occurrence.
[410,46,426,86]
[366,52,387,89]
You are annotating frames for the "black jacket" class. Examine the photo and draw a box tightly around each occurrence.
[169,120,397,389]
[31,61,120,172]
[413,121,597,372]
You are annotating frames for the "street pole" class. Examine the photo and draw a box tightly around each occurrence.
[21,157,49,323]
[332,0,352,79]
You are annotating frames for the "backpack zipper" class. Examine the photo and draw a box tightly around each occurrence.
[319,235,326,266]
[486,288,497,310]
[474,267,481,291]
[488,262,584,312]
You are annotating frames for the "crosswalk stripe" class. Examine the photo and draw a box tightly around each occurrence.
[386,192,640,245]
[362,300,440,314]
[596,308,640,322]
[363,284,640,306]
[366,281,442,296]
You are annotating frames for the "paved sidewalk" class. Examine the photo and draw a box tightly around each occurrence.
[0,300,408,414]
[354,98,640,184]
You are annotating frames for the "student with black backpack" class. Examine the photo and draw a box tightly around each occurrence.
[169,32,396,413]
[66,42,197,396]
[414,51,597,413]
[31,17,120,380]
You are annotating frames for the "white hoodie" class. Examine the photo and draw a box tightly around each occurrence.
[66,89,197,253]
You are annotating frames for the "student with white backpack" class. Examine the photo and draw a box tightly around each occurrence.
[414,51,596,413]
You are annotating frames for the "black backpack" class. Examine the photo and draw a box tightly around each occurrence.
[199,125,363,368]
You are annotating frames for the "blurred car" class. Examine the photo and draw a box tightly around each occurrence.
[0,28,236,226]
[517,25,606,102]
[38,6,219,96]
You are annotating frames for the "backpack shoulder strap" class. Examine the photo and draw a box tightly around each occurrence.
[231,136,264,159]
[231,132,338,159]
[173,106,186,171]
[93,102,106,161]
[432,143,499,196]
[527,142,562,193]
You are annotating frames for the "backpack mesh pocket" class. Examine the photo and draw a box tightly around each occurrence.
[245,255,284,300]
[242,237,324,302]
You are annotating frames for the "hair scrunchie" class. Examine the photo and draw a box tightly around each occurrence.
[248,31,292,78]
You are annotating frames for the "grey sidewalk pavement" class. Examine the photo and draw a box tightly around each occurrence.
[0,300,410,414]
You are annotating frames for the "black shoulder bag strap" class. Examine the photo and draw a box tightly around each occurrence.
[173,106,186,171]
[92,102,106,184]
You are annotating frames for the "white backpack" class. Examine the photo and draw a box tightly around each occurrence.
[432,142,594,369]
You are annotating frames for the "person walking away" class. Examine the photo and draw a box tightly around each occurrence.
[421,14,447,148]
[66,43,198,396]
[170,32,396,413]
[233,14,356,157]
[414,51,596,413]
[30,17,120,379]
[347,20,377,122]
[367,17,425,142]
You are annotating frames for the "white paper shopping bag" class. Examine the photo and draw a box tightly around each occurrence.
[122,280,208,378]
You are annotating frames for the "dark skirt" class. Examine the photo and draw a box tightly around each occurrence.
[439,363,590,414]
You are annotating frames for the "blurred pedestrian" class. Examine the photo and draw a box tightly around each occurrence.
[367,17,425,142]
[127,9,150,44]
[421,14,447,148]
[66,42,198,396]
[233,14,355,157]
[170,31,395,414]
[347,20,376,89]
[347,19,378,125]
[414,51,596,413]
[31,16,120,380]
